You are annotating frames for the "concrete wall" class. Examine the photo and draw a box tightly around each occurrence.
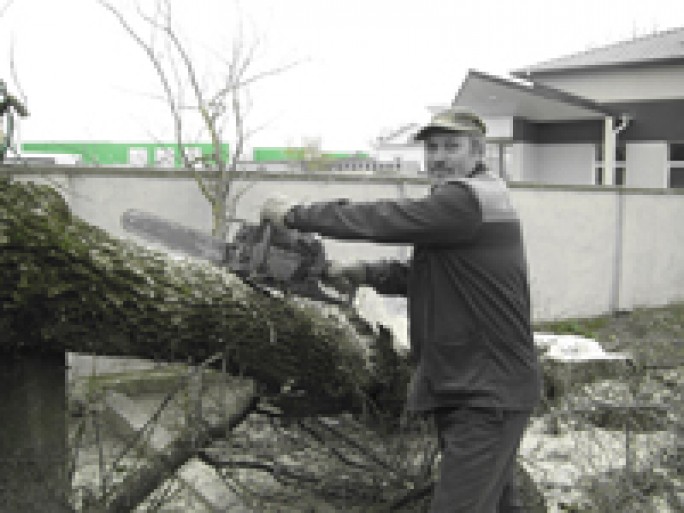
[535,65,684,102]
[620,192,684,309]
[511,188,617,319]
[626,142,668,188]
[5,167,683,322]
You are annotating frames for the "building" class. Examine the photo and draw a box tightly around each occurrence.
[455,27,684,188]
[20,141,229,169]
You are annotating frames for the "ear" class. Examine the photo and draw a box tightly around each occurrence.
[469,136,485,157]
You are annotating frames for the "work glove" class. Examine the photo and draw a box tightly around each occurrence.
[260,194,297,228]
[323,260,367,293]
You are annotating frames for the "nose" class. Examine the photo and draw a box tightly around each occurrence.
[430,148,447,165]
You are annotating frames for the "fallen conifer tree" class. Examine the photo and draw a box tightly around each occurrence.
[0,176,410,421]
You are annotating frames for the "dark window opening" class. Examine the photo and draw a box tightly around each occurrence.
[670,167,684,188]
[668,143,684,161]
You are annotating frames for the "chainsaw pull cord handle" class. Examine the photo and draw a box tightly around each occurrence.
[260,222,272,269]
[250,221,272,278]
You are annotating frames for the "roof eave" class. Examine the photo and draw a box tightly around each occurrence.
[456,69,617,119]
[511,55,684,79]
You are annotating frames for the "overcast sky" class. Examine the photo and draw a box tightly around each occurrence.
[1,0,683,153]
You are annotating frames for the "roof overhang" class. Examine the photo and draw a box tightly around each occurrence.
[454,70,616,122]
[511,55,684,79]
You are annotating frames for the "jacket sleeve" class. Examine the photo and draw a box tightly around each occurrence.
[284,182,482,245]
[363,259,410,296]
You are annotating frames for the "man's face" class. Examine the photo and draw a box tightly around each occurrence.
[424,132,480,185]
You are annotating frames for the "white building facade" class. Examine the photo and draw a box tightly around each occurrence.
[454,28,684,189]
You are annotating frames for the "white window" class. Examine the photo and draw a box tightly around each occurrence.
[668,143,684,188]
[182,146,203,169]
[128,147,148,167]
[154,147,175,168]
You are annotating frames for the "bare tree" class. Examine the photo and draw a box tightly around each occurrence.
[97,0,296,240]
[0,0,15,19]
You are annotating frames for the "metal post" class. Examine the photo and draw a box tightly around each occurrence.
[610,187,625,314]
[603,116,616,186]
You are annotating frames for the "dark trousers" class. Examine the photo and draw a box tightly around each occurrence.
[429,406,531,513]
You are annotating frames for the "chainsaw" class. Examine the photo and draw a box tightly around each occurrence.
[121,209,354,305]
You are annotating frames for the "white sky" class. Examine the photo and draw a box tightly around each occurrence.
[1,0,683,153]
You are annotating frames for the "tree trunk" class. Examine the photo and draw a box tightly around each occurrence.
[0,353,71,512]
[0,177,410,419]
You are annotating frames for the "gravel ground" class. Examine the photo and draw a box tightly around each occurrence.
[533,303,683,512]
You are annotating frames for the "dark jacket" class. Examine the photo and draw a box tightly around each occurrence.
[285,173,541,411]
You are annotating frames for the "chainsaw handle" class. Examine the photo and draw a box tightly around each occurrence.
[249,221,273,277]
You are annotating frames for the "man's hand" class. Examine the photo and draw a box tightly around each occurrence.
[260,194,296,228]
[323,260,367,293]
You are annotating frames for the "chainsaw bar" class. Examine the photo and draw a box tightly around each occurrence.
[121,209,227,264]
[120,209,354,306]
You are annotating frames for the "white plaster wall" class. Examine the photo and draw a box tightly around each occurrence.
[481,116,513,139]
[68,175,215,237]
[619,192,684,309]
[625,142,668,188]
[511,189,616,320]
[536,65,684,102]
[534,144,595,185]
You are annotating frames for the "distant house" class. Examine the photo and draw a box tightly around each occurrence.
[455,27,684,188]
[20,142,229,169]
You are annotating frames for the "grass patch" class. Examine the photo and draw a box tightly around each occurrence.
[534,314,612,340]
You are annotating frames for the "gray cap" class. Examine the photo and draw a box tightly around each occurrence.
[414,108,486,141]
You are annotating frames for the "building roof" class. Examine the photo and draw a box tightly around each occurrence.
[512,27,684,77]
[454,70,615,122]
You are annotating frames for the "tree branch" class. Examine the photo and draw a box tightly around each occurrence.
[9,37,28,106]
[0,0,14,18]
[98,0,213,203]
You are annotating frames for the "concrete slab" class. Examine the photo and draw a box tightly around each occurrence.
[103,390,176,453]
[178,458,252,512]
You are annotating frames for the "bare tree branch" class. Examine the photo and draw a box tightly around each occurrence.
[9,37,28,105]
[0,0,14,18]
[211,59,302,107]
[98,0,214,204]
[99,0,296,240]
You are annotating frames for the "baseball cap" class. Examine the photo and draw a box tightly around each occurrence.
[414,108,487,141]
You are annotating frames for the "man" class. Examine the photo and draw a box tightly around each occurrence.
[261,109,541,512]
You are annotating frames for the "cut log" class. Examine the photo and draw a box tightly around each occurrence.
[0,177,411,419]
